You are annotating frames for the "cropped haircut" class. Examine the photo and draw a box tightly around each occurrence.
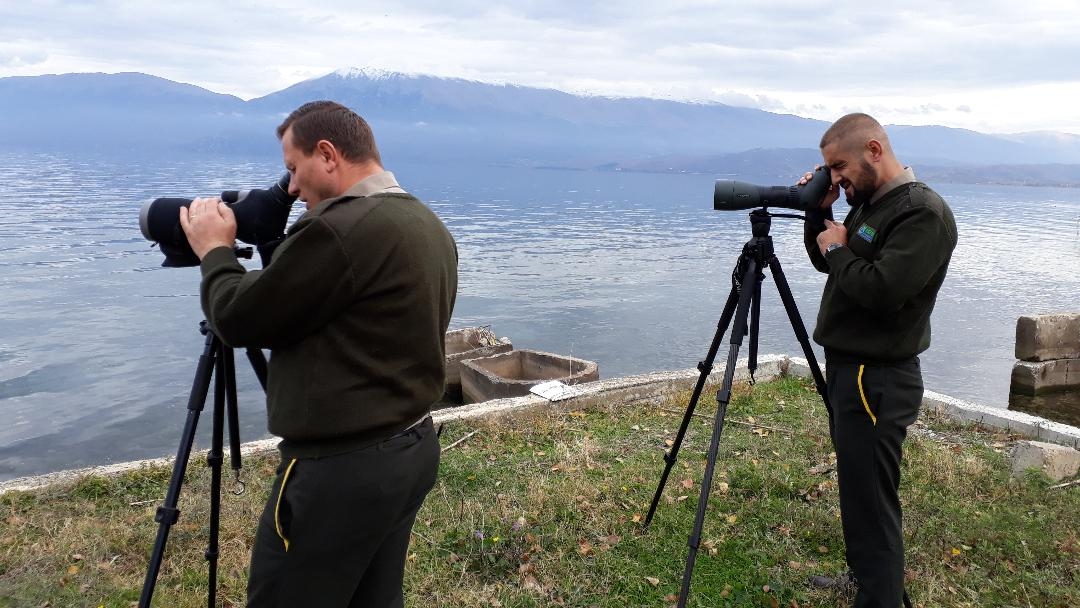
[819,112,893,156]
[276,100,381,164]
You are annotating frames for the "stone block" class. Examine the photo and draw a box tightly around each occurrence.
[460,349,599,404]
[1015,313,1080,361]
[1010,359,1080,395]
[444,327,513,403]
[1011,440,1080,481]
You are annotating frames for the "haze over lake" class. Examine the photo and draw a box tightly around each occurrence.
[1,151,1078,482]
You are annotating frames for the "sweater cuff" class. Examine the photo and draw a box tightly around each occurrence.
[199,246,242,277]
[825,245,853,266]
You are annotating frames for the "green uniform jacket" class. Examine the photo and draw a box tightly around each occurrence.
[804,182,957,362]
[198,190,458,459]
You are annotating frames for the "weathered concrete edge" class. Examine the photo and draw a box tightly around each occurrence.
[0,355,787,495]
[6,353,1079,495]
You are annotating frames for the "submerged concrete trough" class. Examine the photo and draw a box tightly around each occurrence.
[444,327,513,402]
[459,349,599,404]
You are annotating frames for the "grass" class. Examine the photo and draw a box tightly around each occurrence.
[1,376,1078,607]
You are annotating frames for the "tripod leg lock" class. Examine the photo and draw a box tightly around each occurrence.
[687,532,701,550]
[663,452,677,466]
[154,506,180,525]
[206,452,224,468]
[696,361,710,374]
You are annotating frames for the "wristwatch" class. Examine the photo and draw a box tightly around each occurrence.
[825,242,844,254]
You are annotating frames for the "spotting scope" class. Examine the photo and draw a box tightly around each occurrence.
[714,166,832,212]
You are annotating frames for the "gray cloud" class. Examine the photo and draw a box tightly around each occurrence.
[1,1,1079,132]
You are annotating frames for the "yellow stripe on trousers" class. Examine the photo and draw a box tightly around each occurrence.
[275,458,298,551]
[857,364,877,426]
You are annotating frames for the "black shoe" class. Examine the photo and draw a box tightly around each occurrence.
[808,571,857,593]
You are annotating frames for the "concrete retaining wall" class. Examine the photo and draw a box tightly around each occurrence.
[4,354,1079,495]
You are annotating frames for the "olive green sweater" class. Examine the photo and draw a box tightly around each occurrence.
[199,188,458,458]
[804,181,957,362]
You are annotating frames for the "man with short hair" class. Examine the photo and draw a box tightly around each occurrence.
[181,100,458,607]
[802,113,957,607]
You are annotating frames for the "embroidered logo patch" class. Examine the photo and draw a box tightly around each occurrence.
[856,223,877,243]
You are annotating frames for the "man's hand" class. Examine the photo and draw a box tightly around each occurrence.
[816,219,847,255]
[799,167,839,209]
[179,197,238,260]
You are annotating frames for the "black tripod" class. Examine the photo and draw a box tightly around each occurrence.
[139,321,268,608]
[642,208,830,607]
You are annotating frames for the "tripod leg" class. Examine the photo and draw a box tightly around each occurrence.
[748,266,763,382]
[224,348,244,484]
[205,342,229,608]
[644,283,740,530]
[244,347,269,392]
[139,331,220,608]
[765,256,832,424]
[676,257,758,608]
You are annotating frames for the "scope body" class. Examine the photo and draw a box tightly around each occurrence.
[713,166,831,212]
[139,173,295,267]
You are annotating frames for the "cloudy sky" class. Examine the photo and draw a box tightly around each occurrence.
[3,1,1079,135]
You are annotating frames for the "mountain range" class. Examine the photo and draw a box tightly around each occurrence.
[2,68,1080,185]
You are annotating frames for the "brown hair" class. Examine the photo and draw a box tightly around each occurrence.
[276,100,381,164]
[819,112,893,156]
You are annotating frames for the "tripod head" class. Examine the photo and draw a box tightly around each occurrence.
[747,207,806,237]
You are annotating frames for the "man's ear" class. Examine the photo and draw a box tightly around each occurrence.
[315,139,337,166]
[865,139,884,161]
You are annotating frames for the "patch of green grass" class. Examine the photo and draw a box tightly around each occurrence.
[1,376,1077,606]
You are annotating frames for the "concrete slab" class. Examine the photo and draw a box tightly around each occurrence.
[1011,440,1080,481]
[444,327,513,402]
[459,349,598,404]
[1015,313,1080,361]
[1010,359,1080,395]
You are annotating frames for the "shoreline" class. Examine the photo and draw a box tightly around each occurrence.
[4,354,1078,495]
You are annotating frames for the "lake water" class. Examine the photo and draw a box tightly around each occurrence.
[1,151,1078,482]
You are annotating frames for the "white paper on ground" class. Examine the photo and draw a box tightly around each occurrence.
[529,380,582,402]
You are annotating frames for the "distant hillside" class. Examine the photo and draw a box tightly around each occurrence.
[3,68,1080,184]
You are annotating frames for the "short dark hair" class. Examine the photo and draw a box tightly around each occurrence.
[819,112,891,155]
[276,100,381,164]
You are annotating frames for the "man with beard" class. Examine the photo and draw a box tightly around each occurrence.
[800,113,957,607]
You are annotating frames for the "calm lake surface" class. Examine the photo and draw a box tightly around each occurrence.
[1,151,1078,481]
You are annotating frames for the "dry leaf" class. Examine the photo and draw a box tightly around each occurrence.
[680,478,694,489]
[524,575,544,592]
[645,576,660,586]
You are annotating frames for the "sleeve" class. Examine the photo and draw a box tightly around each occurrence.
[804,207,833,273]
[198,216,355,348]
[825,206,954,312]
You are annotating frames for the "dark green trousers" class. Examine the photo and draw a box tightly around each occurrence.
[825,359,922,608]
[247,417,439,607]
